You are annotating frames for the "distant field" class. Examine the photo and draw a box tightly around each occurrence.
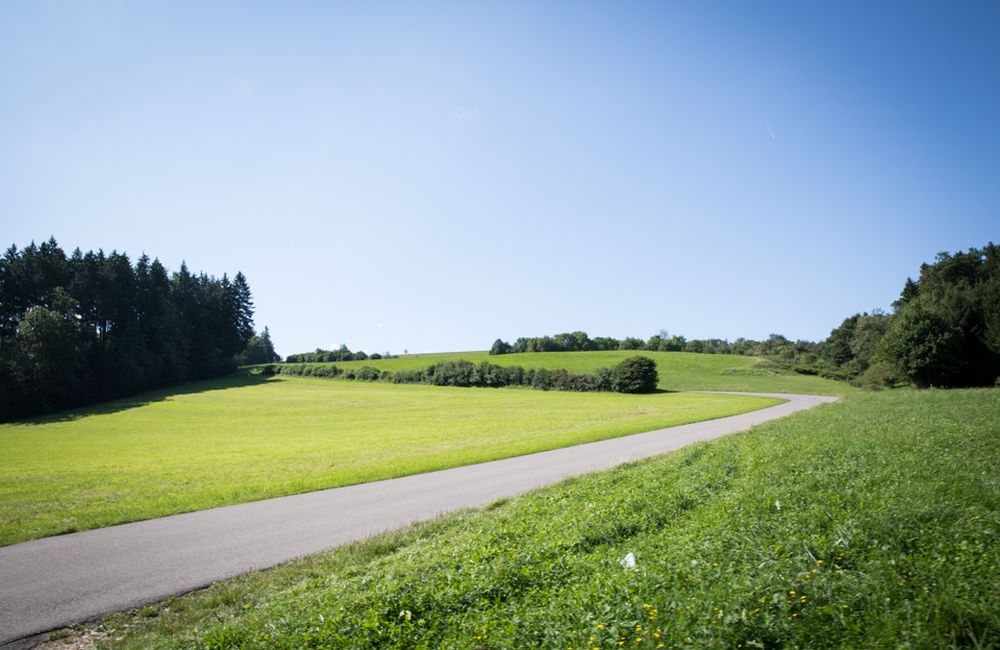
[293,350,854,395]
[73,388,1000,650]
[0,375,779,546]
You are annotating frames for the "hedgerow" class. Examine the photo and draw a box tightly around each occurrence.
[264,357,657,394]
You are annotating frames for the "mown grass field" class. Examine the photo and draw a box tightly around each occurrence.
[0,374,779,546]
[300,350,855,395]
[59,388,1000,649]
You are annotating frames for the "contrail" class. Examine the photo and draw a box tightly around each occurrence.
[765,120,776,141]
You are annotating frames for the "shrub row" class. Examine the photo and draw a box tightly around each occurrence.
[260,357,659,394]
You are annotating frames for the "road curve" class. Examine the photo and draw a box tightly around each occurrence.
[0,392,836,646]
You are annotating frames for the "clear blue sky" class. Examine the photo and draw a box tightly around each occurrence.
[2,1,998,356]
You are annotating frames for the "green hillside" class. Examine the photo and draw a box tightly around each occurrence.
[288,350,855,395]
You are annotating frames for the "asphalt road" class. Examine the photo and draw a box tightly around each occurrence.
[0,391,836,646]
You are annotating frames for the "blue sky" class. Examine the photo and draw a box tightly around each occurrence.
[2,1,998,356]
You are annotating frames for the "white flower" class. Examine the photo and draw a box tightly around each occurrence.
[620,552,637,569]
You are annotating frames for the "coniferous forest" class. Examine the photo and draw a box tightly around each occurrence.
[0,238,255,421]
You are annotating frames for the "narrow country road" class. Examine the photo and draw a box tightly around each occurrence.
[0,392,836,647]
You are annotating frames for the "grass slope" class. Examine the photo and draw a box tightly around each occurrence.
[304,350,854,395]
[64,388,1000,649]
[0,375,777,546]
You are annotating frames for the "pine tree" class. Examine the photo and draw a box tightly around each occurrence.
[0,239,260,420]
[232,272,255,343]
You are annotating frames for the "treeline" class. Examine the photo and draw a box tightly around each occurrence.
[236,327,281,366]
[490,243,1000,389]
[490,332,821,363]
[820,244,1000,388]
[265,356,659,394]
[0,238,256,421]
[285,345,394,363]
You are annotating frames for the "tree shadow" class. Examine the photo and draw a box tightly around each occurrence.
[15,371,276,425]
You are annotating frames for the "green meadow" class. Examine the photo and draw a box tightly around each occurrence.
[69,388,1000,650]
[0,374,778,546]
[291,349,855,396]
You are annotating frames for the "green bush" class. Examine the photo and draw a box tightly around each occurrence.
[853,362,896,390]
[876,304,962,388]
[354,366,381,381]
[612,356,659,393]
[425,360,477,386]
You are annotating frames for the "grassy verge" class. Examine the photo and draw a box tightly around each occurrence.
[54,388,1000,649]
[0,375,777,546]
[290,350,855,395]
